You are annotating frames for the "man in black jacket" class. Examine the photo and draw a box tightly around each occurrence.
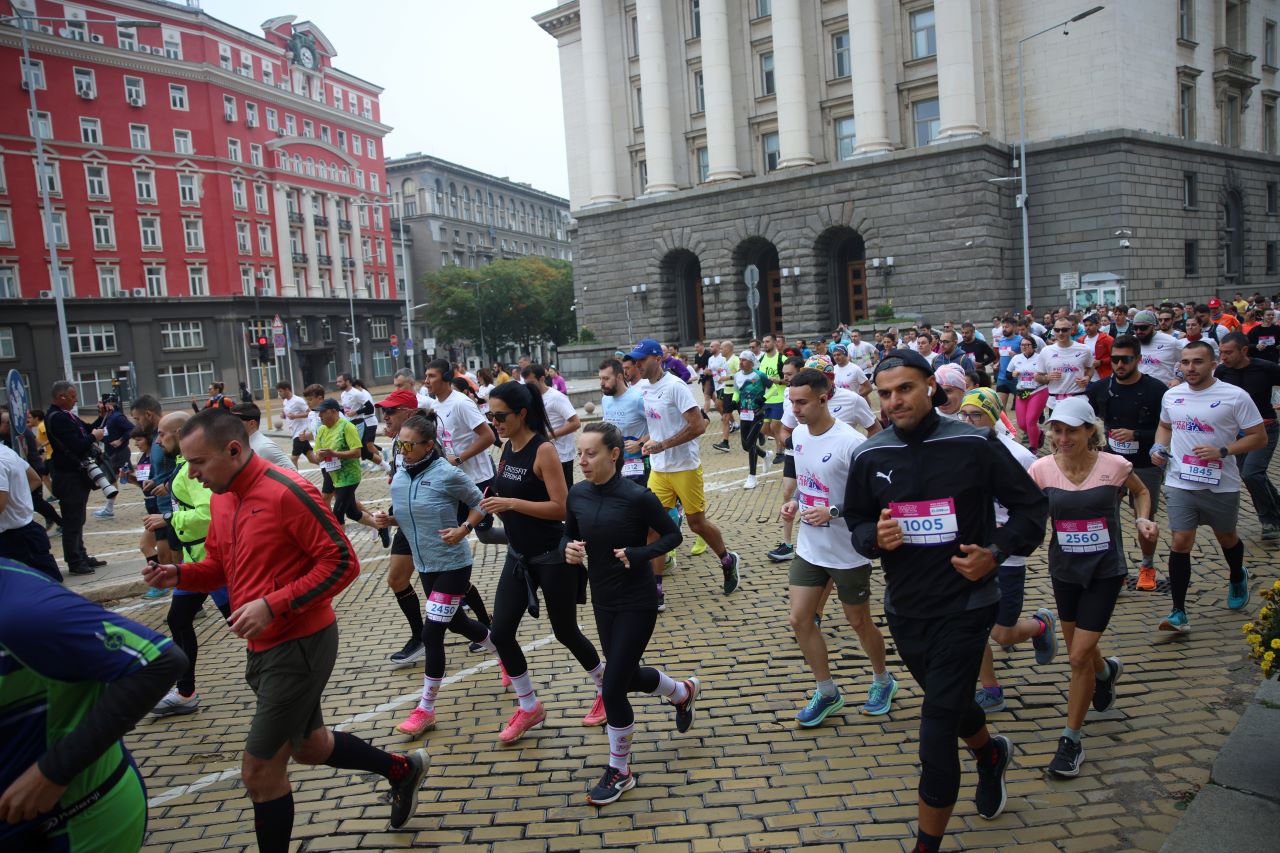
[44,382,107,575]
[843,349,1048,853]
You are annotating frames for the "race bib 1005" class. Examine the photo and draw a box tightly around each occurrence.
[1055,518,1110,553]
[889,498,958,545]
[1178,454,1222,485]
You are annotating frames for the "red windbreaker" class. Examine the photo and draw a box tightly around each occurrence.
[178,453,359,651]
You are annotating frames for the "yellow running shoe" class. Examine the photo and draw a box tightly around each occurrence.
[690,535,707,556]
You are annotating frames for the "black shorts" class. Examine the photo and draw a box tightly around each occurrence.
[782,435,796,480]
[321,469,334,494]
[995,564,1026,627]
[291,437,312,457]
[390,528,412,556]
[888,605,997,714]
[332,484,360,522]
[361,424,379,445]
[719,391,737,413]
[1052,574,1124,633]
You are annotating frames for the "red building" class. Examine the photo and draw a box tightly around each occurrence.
[0,0,403,406]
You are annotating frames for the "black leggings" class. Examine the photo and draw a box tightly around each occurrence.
[31,487,61,527]
[490,551,599,678]
[740,416,766,474]
[332,485,361,523]
[595,608,661,728]
[167,592,232,696]
[417,568,490,679]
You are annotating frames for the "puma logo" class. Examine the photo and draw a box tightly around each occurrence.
[876,471,893,484]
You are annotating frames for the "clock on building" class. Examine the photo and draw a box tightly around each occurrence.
[290,35,317,70]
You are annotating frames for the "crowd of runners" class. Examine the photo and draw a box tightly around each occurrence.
[2,293,1279,853]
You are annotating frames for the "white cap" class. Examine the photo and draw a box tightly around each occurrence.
[1044,396,1097,427]
[739,350,756,364]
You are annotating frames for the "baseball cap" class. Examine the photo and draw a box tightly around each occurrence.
[738,350,757,364]
[804,355,834,374]
[1132,310,1158,326]
[314,398,342,412]
[1083,313,1101,324]
[376,389,419,410]
[831,344,849,356]
[1044,396,1097,427]
[872,349,949,407]
[628,338,664,360]
[1208,297,1222,309]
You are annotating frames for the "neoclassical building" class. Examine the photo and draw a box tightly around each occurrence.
[537,0,1280,346]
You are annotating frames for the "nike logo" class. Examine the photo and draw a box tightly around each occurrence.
[876,471,893,484]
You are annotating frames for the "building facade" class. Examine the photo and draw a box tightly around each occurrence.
[536,0,1280,347]
[1,0,403,410]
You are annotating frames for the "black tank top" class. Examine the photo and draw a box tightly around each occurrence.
[492,432,564,555]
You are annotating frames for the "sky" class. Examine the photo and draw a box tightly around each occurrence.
[204,0,572,198]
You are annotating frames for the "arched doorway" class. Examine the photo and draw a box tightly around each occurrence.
[661,249,704,344]
[733,237,781,338]
[815,227,867,329]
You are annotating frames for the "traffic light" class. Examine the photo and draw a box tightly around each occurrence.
[257,336,271,361]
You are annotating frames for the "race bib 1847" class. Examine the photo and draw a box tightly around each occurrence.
[889,498,958,545]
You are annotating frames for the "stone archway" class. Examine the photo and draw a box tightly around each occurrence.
[732,237,781,338]
[814,226,867,329]
[660,249,704,345]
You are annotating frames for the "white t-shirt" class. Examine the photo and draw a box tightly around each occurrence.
[541,387,578,463]
[849,341,878,371]
[341,387,378,428]
[282,394,311,438]
[1008,353,1043,391]
[994,432,1036,567]
[1037,342,1094,402]
[301,410,321,442]
[250,429,296,469]
[791,420,869,569]
[708,354,729,392]
[1138,331,1183,385]
[832,361,868,393]
[476,383,494,414]
[785,387,875,432]
[641,372,700,473]
[1160,380,1263,493]
[0,444,33,532]
[433,390,497,482]
[415,388,435,412]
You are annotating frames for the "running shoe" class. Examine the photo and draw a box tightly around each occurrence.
[711,440,731,453]
[729,422,739,434]
[1228,567,1251,610]
[389,638,425,668]
[656,589,666,612]
[862,674,898,716]
[721,552,741,595]
[796,690,844,727]
[499,661,512,687]
[498,701,545,743]
[152,689,199,717]
[468,641,485,653]
[664,553,677,572]
[1263,523,1280,542]
[396,708,436,736]
[1158,608,1190,633]
[974,734,1012,819]
[690,536,707,556]
[760,452,772,476]
[1092,656,1122,713]
[378,527,391,548]
[144,586,171,600]
[583,693,607,727]
[743,475,757,490]
[1047,735,1084,778]
[386,748,430,830]
[974,686,1007,713]
[1136,565,1158,591]
[1032,608,1058,666]
[92,508,114,519]
[586,766,636,806]
[772,452,785,466]
[673,677,700,733]
[767,542,794,562]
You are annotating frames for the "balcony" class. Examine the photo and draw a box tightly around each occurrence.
[1214,46,1261,98]
[292,252,308,264]
[288,212,304,225]
[317,254,333,266]
[313,215,329,227]
[338,218,352,230]
[342,258,356,269]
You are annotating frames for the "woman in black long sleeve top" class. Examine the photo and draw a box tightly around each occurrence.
[563,422,701,807]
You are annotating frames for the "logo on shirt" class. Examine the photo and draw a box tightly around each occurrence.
[1173,417,1215,433]
[1210,401,1222,408]
[822,452,833,462]
[644,406,663,421]
[796,471,829,493]
[876,470,894,484]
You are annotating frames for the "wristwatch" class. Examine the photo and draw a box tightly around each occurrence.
[461,520,473,531]
[828,505,842,519]
[1219,446,1230,459]
[162,511,173,523]
[987,544,1009,565]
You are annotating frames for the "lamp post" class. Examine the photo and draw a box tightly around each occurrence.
[353,200,416,376]
[1017,6,1104,311]
[4,13,161,383]
[464,280,486,365]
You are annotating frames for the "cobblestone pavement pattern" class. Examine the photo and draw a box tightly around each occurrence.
[79,424,1275,853]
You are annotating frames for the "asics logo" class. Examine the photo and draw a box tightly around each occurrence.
[876,471,893,484]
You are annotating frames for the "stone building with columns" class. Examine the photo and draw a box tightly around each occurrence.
[536,0,1280,347]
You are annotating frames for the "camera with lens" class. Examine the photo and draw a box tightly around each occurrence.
[81,446,119,499]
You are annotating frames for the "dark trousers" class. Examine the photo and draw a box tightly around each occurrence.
[50,470,91,572]
[595,607,661,728]
[1241,420,1280,526]
[0,520,63,582]
[31,486,61,528]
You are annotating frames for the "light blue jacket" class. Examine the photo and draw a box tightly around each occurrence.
[390,456,484,573]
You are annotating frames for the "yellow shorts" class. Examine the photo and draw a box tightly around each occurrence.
[648,467,706,516]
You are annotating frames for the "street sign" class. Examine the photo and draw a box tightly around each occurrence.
[273,333,287,356]
[391,346,400,358]
[390,334,399,346]
[6,369,28,455]
[746,287,761,309]
[424,337,437,352]
[744,264,760,288]
[1059,271,1080,291]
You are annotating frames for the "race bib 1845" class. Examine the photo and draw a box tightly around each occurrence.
[1178,454,1222,485]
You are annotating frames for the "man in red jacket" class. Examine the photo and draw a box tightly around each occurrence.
[143,409,427,851]
[1078,313,1114,383]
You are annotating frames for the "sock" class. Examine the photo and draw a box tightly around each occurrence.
[1224,540,1245,583]
[1140,554,1154,568]
[872,670,892,686]
[474,630,497,654]
[395,587,424,640]
[1032,616,1047,637]
[510,671,538,712]
[650,671,689,704]
[816,678,839,699]
[1062,726,1082,743]
[1095,660,1112,682]
[326,730,405,781]
[719,550,734,567]
[419,675,441,713]
[913,829,943,853]
[972,736,999,765]
[103,498,115,511]
[607,723,634,773]
[588,662,606,692]
[252,792,294,853]
[655,579,664,596]
[1169,551,1192,611]
[982,684,1004,697]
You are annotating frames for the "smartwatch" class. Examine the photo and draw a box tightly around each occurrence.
[828,505,842,519]
[1219,446,1230,459]
[461,520,474,532]
[987,544,1009,565]
[162,511,173,523]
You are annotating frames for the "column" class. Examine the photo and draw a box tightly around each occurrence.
[636,0,676,193]
[301,189,321,298]
[579,0,621,203]
[272,184,296,296]
[352,204,366,300]
[848,0,892,154]
[325,194,342,297]
[701,0,741,180]
[773,0,815,167]
[936,0,981,138]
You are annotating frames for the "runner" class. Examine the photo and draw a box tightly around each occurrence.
[599,358,649,486]
[694,340,715,414]
[1246,307,1279,360]
[831,345,871,397]
[336,373,384,469]
[277,381,313,469]
[1215,332,1280,541]
[479,381,604,743]
[564,423,700,805]
[933,363,968,418]
[143,410,429,847]
[1037,319,1095,409]
[758,335,787,462]
[843,349,1049,852]
[992,317,1024,408]
[733,351,770,489]
[231,403,295,470]
[90,394,133,519]
[521,363,580,489]
[0,430,61,582]
[1008,336,1048,449]
[1131,310,1183,387]
[781,368,897,726]
[710,341,739,451]
[313,399,390,547]
[1151,341,1267,633]
[1029,397,1159,776]
[300,384,329,505]
[1079,313,1114,384]
[847,329,879,372]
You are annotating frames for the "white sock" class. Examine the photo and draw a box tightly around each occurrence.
[607,723,634,773]
[510,671,538,712]
[103,499,115,511]
[418,675,441,712]
[476,631,497,653]
[588,662,605,691]
[816,679,839,698]
[872,670,892,686]
[649,671,689,704]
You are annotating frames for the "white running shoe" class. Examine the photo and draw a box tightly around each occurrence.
[743,475,757,490]
[152,688,200,717]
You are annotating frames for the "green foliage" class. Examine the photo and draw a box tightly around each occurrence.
[873,302,895,320]
[420,258,576,353]
[576,327,597,343]
[1242,579,1280,679]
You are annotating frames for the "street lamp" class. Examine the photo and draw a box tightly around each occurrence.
[4,13,161,383]
[1017,5,1104,311]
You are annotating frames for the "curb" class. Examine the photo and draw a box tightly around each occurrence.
[76,578,148,605]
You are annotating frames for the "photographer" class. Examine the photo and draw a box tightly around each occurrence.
[44,382,108,576]
[91,395,133,520]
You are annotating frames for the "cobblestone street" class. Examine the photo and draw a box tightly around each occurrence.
[93,428,1275,852]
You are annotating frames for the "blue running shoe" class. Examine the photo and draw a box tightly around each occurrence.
[974,686,1007,713]
[862,674,898,716]
[1228,567,1250,610]
[1032,608,1058,666]
[796,690,845,727]
[1158,608,1190,633]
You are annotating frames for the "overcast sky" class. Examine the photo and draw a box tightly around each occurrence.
[205,0,571,198]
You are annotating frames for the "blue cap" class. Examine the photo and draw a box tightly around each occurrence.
[628,338,664,360]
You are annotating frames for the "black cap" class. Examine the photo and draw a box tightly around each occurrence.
[314,398,342,412]
[872,349,949,407]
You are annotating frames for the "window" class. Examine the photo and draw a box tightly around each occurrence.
[161,321,203,350]
[236,222,251,253]
[246,102,258,126]
[75,370,114,403]
[1183,172,1198,208]
[79,117,101,144]
[250,143,263,167]
[187,266,207,296]
[1266,100,1278,154]
[227,138,241,161]
[169,84,187,110]
[762,131,780,172]
[36,161,60,195]
[0,267,16,299]
[352,133,361,154]
[266,108,278,131]
[1184,240,1199,275]
[124,76,144,104]
[369,317,390,340]
[690,0,701,38]
[218,43,232,70]
[117,25,136,51]
[72,67,94,97]
[693,70,705,113]
[91,213,114,248]
[222,95,236,122]
[320,125,330,143]
[755,0,771,18]
[139,216,161,250]
[231,179,246,209]
[53,266,73,297]
[67,323,117,354]
[1268,182,1278,215]
[134,169,155,202]
[254,183,268,212]
[303,119,314,138]
[367,138,376,158]
[836,116,857,160]
[371,349,394,377]
[0,328,12,357]
[129,123,149,149]
[173,129,193,154]
[28,110,52,139]
[760,52,775,96]
[629,14,639,57]
[1223,92,1241,147]
[97,266,122,298]
[1226,0,1244,51]
[240,266,254,295]
[162,29,182,59]
[1267,20,1279,67]
[1269,241,1279,275]
[910,8,937,59]
[1179,81,1196,139]
[20,57,44,89]
[43,211,67,247]
[178,173,197,204]
[1178,0,1195,41]
[263,63,274,86]
[696,146,709,183]
[913,97,940,146]
[183,218,204,250]
[157,363,215,399]
[258,224,272,254]
[285,115,296,135]
[832,31,851,78]
[370,173,380,192]
[0,209,10,245]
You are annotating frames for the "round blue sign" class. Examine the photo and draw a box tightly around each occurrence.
[6,369,29,453]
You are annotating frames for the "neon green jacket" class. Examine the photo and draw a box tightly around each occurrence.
[169,456,211,562]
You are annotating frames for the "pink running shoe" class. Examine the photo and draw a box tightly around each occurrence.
[396,707,436,736]
[499,701,545,743]
[582,692,607,727]
[499,661,512,688]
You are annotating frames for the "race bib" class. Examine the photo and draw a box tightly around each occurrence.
[1055,518,1110,553]
[135,462,151,480]
[320,457,341,471]
[1000,347,1014,357]
[622,458,645,477]
[739,409,755,422]
[1260,336,1276,348]
[1179,454,1222,485]
[1017,372,1038,390]
[889,498,958,545]
[425,591,462,624]
[798,491,830,528]
[1107,434,1137,455]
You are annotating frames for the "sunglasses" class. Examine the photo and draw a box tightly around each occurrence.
[1053,327,1072,333]
[394,438,431,451]
[1111,355,1137,364]
[1132,325,1153,332]
[490,411,514,423]
[380,407,401,416]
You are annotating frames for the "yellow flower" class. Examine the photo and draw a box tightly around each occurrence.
[1243,623,1256,633]
[1249,634,1263,645]
[1267,651,1277,662]
[1272,639,1280,650]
